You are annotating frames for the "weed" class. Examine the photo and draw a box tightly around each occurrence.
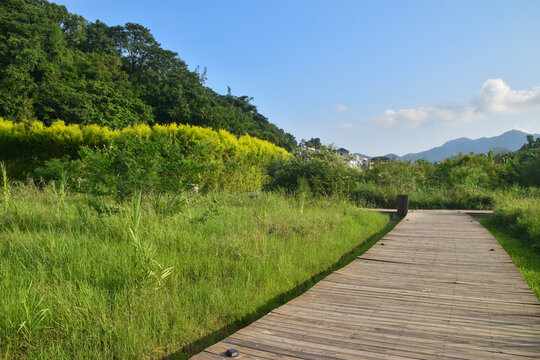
[16,287,50,348]
[1,162,10,211]
[128,191,174,291]
[479,217,540,299]
[0,187,388,359]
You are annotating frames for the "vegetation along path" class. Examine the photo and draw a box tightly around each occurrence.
[192,210,540,359]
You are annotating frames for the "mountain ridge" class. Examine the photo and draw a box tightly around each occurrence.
[367,129,539,162]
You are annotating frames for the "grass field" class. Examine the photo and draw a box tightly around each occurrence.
[479,191,540,299]
[0,184,391,359]
[479,214,540,300]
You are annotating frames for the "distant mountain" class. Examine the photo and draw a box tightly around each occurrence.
[353,152,372,159]
[382,153,400,160]
[383,130,538,163]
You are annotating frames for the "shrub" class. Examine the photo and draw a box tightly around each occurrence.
[1,118,289,194]
[267,147,361,197]
[0,118,116,178]
[74,132,217,199]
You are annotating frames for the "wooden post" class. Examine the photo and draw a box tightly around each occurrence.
[397,195,408,216]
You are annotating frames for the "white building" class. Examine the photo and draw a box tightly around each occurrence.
[337,148,350,157]
[349,154,370,168]
[336,148,370,168]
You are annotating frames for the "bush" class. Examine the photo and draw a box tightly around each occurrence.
[74,133,217,199]
[1,118,289,194]
[362,161,426,194]
[267,147,361,197]
[435,154,505,189]
[0,119,116,178]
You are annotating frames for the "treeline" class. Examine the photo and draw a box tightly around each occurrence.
[3,116,538,208]
[0,0,296,150]
[268,136,540,209]
[494,134,540,187]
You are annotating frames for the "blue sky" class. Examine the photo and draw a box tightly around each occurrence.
[55,0,540,155]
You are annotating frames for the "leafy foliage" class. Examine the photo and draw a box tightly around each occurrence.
[267,147,361,197]
[0,0,296,150]
[299,137,323,149]
[74,133,216,199]
[496,135,540,186]
[0,118,289,196]
[266,134,540,210]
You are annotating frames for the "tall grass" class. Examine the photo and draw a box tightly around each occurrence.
[0,183,390,359]
[1,162,9,211]
[479,216,540,299]
[477,187,540,299]
[351,182,495,210]
[491,189,540,249]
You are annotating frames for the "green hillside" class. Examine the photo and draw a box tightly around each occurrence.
[0,0,296,150]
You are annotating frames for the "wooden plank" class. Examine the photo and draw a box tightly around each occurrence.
[191,211,540,359]
[204,340,302,359]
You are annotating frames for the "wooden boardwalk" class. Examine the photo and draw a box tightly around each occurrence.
[191,210,540,359]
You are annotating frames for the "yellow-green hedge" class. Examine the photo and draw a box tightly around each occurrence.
[0,118,289,191]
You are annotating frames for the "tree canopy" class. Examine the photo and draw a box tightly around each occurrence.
[0,0,297,150]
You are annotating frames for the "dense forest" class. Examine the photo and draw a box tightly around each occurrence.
[0,0,297,150]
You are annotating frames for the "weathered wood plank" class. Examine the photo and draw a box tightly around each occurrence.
[191,210,540,359]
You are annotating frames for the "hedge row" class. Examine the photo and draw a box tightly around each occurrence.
[0,119,289,191]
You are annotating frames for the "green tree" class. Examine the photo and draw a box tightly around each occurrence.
[300,138,322,149]
[0,0,296,150]
[267,147,359,196]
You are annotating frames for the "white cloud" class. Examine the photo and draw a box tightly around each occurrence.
[377,108,428,128]
[474,78,540,113]
[375,105,480,128]
[340,122,354,130]
[372,79,540,128]
[336,104,347,112]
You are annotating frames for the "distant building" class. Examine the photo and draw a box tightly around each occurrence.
[349,155,370,168]
[337,148,350,157]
